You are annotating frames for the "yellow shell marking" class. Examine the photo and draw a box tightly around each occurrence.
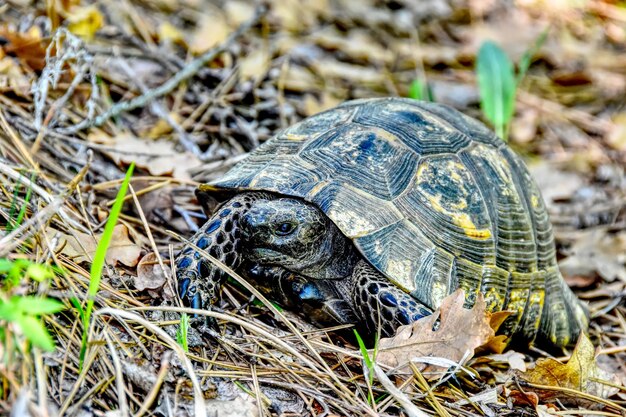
[531,195,539,208]
[418,158,493,242]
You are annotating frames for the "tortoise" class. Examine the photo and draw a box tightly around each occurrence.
[175,97,589,348]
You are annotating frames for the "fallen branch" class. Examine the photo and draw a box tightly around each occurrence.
[62,4,268,134]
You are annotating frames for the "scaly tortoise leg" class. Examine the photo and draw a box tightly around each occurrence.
[176,192,273,309]
[245,263,358,328]
[349,260,432,337]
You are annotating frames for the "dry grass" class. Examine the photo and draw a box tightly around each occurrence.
[0,0,625,416]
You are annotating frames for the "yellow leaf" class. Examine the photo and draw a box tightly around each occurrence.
[147,114,180,139]
[239,45,271,82]
[190,12,230,55]
[516,333,620,406]
[607,113,626,151]
[158,22,185,45]
[67,6,103,41]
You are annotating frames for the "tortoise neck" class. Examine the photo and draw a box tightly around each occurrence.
[296,220,361,280]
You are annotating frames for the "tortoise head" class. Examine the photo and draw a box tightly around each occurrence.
[240,197,358,279]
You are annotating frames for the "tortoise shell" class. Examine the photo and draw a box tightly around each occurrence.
[199,98,569,341]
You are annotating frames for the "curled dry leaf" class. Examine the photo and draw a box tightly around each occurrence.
[50,224,142,267]
[239,44,271,82]
[515,333,620,407]
[377,289,494,376]
[190,11,230,54]
[135,253,170,291]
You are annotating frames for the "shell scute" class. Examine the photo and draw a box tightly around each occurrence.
[299,124,418,200]
[352,100,472,154]
[395,155,495,266]
[459,144,537,273]
[354,220,435,293]
[203,98,584,346]
[308,182,403,238]
[249,156,321,196]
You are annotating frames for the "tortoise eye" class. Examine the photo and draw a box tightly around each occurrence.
[275,222,296,236]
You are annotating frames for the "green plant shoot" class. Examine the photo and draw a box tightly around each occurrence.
[354,329,380,405]
[176,313,189,352]
[0,260,63,353]
[80,163,135,368]
[477,31,548,141]
[476,41,516,140]
[408,79,434,102]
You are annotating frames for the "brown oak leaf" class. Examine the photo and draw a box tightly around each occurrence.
[377,289,494,376]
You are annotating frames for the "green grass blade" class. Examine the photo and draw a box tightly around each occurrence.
[517,28,548,85]
[476,41,516,140]
[80,163,135,367]
[14,174,34,230]
[354,329,376,405]
[353,330,372,369]
[176,313,189,352]
[408,79,434,102]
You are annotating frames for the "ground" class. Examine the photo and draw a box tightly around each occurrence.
[0,0,625,416]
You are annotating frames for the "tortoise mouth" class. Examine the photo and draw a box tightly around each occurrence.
[250,247,284,262]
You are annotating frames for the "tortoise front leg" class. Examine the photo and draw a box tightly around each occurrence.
[176,192,272,309]
[350,260,432,337]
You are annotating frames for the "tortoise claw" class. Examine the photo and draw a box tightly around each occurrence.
[178,277,191,299]
[191,292,202,312]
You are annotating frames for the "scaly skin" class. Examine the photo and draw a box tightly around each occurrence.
[176,192,587,345]
[176,191,432,336]
[176,192,272,308]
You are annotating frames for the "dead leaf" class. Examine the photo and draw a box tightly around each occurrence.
[147,114,180,139]
[190,12,230,55]
[0,25,49,70]
[607,113,626,151]
[66,6,104,41]
[559,230,626,284]
[311,59,385,86]
[377,290,493,376]
[51,224,142,267]
[460,10,545,61]
[510,108,539,144]
[0,57,32,96]
[515,333,620,406]
[100,133,202,180]
[535,404,559,417]
[477,310,515,354]
[302,93,342,117]
[239,45,271,82]
[158,22,185,45]
[310,27,393,64]
[135,253,170,291]
[224,1,256,27]
[528,161,585,206]
[485,351,527,372]
[271,0,327,32]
